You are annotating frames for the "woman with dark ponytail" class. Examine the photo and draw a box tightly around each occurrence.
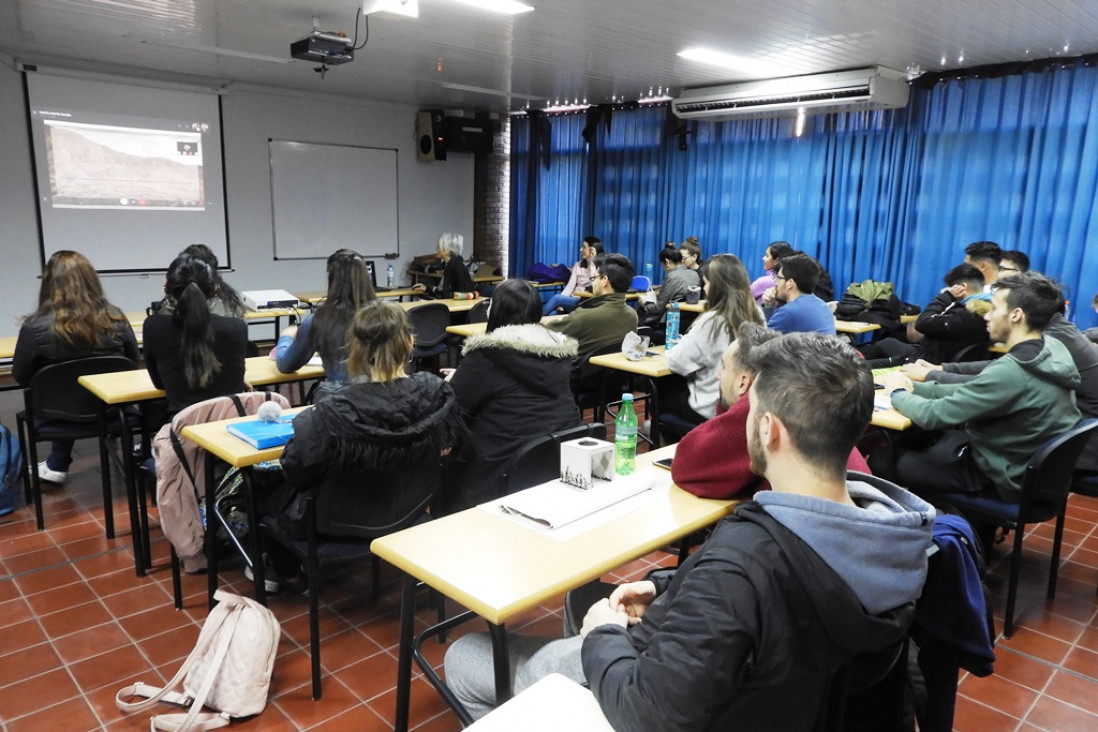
[143,253,248,416]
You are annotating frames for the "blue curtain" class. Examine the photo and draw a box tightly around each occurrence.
[509,61,1098,326]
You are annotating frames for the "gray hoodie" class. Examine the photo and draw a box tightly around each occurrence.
[757,472,935,615]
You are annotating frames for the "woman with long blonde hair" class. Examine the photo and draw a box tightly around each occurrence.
[664,253,765,425]
[14,250,139,483]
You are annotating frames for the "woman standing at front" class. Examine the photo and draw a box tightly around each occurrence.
[143,252,248,418]
[14,251,139,484]
[664,254,765,425]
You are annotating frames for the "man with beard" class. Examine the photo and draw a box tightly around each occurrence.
[883,272,1081,501]
[444,333,933,730]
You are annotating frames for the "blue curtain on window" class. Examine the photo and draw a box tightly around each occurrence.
[509,61,1098,326]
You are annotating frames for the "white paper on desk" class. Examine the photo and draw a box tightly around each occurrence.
[307,355,322,366]
[874,393,893,410]
[492,470,656,531]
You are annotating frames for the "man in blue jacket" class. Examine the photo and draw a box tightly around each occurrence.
[766,253,837,335]
[444,333,933,730]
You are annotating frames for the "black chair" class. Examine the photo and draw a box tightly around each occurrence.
[466,298,491,324]
[935,418,1098,637]
[950,340,991,363]
[16,356,140,535]
[407,303,452,373]
[571,341,627,423]
[258,458,444,700]
[498,423,608,496]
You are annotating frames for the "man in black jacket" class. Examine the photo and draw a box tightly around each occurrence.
[444,333,934,730]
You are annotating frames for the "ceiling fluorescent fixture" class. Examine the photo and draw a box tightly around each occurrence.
[363,0,419,19]
[542,102,590,113]
[140,39,291,63]
[447,0,535,15]
[672,66,910,121]
[677,48,775,77]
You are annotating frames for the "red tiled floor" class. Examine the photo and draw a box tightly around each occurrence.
[5,433,1098,731]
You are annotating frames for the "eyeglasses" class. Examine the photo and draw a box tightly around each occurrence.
[775,273,788,281]
[999,266,1020,273]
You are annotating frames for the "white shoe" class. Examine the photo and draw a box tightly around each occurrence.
[244,560,281,594]
[36,461,67,485]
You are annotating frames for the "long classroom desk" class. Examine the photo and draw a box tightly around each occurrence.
[295,288,420,304]
[445,315,567,339]
[589,346,672,447]
[397,297,482,313]
[372,444,737,732]
[78,358,324,576]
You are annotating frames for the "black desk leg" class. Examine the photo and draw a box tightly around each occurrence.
[489,622,513,705]
[395,575,418,732]
[114,405,145,577]
[647,376,662,449]
[96,405,116,541]
[205,453,219,610]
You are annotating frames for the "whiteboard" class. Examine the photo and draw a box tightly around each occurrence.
[269,140,398,259]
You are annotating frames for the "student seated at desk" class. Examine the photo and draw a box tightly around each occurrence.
[637,243,700,327]
[276,248,376,401]
[672,324,870,498]
[441,279,581,513]
[445,333,932,729]
[661,254,764,425]
[679,236,702,273]
[14,250,139,485]
[413,232,475,299]
[765,253,836,336]
[542,236,603,316]
[154,243,246,319]
[143,253,248,418]
[266,301,464,587]
[883,272,1080,502]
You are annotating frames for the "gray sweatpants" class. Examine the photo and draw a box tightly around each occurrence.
[443,632,586,720]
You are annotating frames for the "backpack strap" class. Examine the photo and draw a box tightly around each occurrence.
[229,394,246,418]
[169,429,198,490]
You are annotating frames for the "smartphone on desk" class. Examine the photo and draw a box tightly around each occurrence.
[654,457,673,471]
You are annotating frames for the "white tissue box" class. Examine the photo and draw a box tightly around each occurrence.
[560,437,615,490]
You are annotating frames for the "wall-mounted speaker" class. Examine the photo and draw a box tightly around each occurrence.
[417,109,446,161]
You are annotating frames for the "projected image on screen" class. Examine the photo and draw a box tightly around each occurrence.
[43,120,205,210]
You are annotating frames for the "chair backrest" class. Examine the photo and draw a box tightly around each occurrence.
[1022,419,1098,513]
[571,340,624,396]
[951,340,990,363]
[502,423,608,496]
[631,275,651,292]
[26,356,139,423]
[313,457,444,539]
[407,303,452,349]
[467,298,491,324]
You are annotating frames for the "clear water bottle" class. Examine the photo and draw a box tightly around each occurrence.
[665,303,681,350]
[386,262,395,289]
[615,393,638,475]
[644,262,654,286]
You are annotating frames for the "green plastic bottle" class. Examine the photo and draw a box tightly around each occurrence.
[615,393,638,475]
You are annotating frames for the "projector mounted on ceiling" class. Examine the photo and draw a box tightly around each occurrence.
[290,32,354,65]
[672,66,909,120]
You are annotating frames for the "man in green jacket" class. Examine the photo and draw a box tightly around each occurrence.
[548,253,638,370]
[882,272,1080,501]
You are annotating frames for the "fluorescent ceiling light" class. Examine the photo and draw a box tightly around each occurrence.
[440,82,543,100]
[542,102,590,113]
[677,48,774,77]
[140,39,292,63]
[363,0,419,19]
[639,95,673,104]
[447,0,535,15]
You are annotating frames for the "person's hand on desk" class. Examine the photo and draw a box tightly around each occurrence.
[412,283,427,293]
[880,371,914,394]
[608,580,657,626]
[900,359,937,382]
[580,598,629,637]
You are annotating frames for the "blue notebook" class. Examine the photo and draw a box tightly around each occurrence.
[226,418,295,449]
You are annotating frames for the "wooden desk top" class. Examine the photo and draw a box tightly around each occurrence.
[900,314,918,324]
[0,336,17,361]
[398,298,480,313]
[870,403,912,431]
[577,290,641,301]
[295,288,420,304]
[466,674,613,731]
[181,406,310,468]
[445,316,566,339]
[78,357,324,405]
[411,269,504,284]
[834,319,882,334]
[589,345,672,378]
[127,308,302,328]
[989,342,1007,354]
[371,446,736,626]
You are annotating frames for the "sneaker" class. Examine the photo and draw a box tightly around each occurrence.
[36,461,67,485]
[244,560,281,594]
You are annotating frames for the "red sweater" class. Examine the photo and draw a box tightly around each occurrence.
[671,394,872,499]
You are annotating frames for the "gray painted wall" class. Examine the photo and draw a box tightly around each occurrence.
[0,63,474,338]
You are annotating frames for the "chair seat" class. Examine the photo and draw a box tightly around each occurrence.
[938,491,1062,525]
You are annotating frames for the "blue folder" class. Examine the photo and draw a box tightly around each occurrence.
[226,418,295,449]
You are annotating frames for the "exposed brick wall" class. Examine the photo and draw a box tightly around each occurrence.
[472,117,510,275]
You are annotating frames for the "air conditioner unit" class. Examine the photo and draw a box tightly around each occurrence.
[671,66,910,120]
